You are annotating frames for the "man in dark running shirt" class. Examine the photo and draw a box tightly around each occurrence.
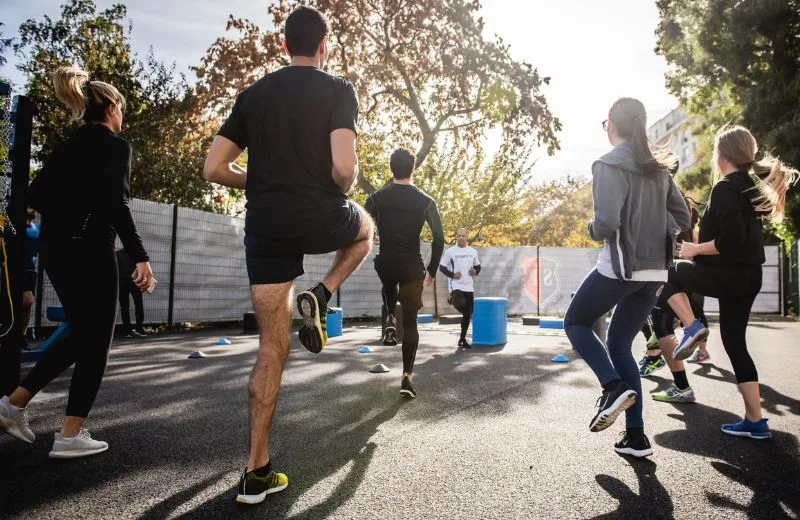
[365,148,444,399]
[203,6,373,506]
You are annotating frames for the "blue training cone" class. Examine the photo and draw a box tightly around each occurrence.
[358,346,374,353]
[551,354,570,363]
[217,338,232,345]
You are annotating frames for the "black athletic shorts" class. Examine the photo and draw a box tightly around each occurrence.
[23,269,37,295]
[245,200,363,284]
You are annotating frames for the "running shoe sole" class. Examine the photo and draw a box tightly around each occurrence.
[400,389,416,399]
[720,428,771,440]
[0,412,34,444]
[640,361,666,377]
[383,326,397,346]
[297,291,324,354]
[49,445,109,459]
[687,352,710,363]
[235,482,289,504]
[614,445,654,458]
[589,390,637,432]
[651,393,696,403]
[673,328,710,361]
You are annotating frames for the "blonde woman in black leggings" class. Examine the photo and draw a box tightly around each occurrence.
[0,67,152,458]
[666,125,797,439]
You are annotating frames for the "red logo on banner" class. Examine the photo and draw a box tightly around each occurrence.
[522,256,561,307]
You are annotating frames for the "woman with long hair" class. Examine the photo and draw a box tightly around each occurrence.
[0,66,153,458]
[664,125,797,439]
[564,97,690,458]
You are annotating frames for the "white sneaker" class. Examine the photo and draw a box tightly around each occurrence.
[49,429,108,459]
[0,395,35,443]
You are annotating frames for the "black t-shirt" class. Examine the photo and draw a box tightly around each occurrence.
[217,66,359,238]
[697,171,765,268]
[365,183,444,277]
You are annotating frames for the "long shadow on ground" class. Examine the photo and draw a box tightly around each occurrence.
[592,458,674,520]
[654,401,800,519]
[0,329,575,519]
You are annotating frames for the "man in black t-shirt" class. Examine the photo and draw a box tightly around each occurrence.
[203,6,373,506]
[365,148,444,399]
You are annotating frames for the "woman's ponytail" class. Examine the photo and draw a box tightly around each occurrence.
[52,66,90,121]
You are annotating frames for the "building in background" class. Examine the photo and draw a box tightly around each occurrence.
[647,107,699,173]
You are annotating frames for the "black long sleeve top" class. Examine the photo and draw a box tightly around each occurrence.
[696,171,765,268]
[364,183,444,277]
[28,124,149,263]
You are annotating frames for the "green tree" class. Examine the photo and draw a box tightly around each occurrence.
[0,22,13,69]
[526,176,597,247]
[656,0,800,242]
[353,135,534,246]
[193,0,561,193]
[14,0,222,211]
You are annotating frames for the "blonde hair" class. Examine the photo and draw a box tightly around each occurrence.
[714,125,799,222]
[52,66,126,123]
[609,97,677,176]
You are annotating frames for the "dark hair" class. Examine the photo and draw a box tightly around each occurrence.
[609,97,675,176]
[285,6,329,57]
[390,148,416,180]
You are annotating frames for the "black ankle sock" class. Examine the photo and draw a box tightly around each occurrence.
[626,427,644,438]
[316,283,332,302]
[672,370,690,390]
[647,353,662,363]
[602,378,622,391]
[252,462,272,476]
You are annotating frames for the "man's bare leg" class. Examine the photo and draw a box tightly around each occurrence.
[247,281,293,472]
[321,205,374,293]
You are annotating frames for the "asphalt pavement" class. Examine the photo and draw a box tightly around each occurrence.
[1,318,798,519]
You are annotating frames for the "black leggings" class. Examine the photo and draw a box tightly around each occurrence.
[457,291,475,340]
[21,240,118,417]
[119,281,144,332]
[662,261,762,383]
[375,257,424,374]
[651,292,708,340]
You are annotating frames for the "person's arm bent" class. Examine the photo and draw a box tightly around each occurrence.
[331,129,358,193]
[330,82,360,194]
[207,90,249,189]
[203,136,247,189]
[425,201,445,281]
[108,140,151,291]
[667,178,691,233]
[587,162,628,241]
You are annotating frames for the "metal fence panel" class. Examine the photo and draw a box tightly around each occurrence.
[34,199,786,327]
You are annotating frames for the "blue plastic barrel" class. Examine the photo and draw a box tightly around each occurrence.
[472,297,508,346]
[327,307,344,338]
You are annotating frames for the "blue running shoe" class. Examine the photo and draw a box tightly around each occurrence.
[673,319,709,361]
[721,418,771,439]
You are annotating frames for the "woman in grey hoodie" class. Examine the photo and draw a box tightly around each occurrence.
[563,97,690,458]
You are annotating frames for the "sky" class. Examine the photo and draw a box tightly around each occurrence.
[1,0,679,182]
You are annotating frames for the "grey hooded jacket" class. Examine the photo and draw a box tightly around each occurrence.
[588,143,691,280]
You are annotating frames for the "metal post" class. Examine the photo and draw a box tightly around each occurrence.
[34,257,43,333]
[0,94,32,396]
[433,274,439,317]
[536,245,541,316]
[167,204,178,328]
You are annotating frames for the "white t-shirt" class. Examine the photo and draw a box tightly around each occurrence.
[440,246,481,292]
